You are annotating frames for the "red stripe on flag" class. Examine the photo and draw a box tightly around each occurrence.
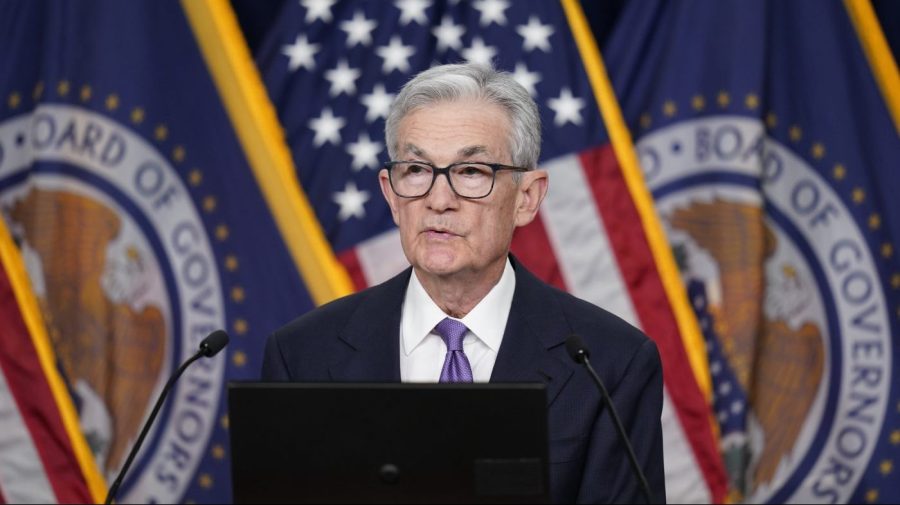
[511,217,569,292]
[337,248,369,291]
[580,145,728,501]
[0,266,92,504]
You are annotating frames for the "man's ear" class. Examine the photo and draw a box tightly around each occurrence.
[514,169,549,227]
[379,169,401,226]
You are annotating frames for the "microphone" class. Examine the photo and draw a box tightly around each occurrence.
[565,334,653,504]
[105,330,230,504]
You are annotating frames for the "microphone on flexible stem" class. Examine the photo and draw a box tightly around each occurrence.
[104,330,230,504]
[565,334,654,504]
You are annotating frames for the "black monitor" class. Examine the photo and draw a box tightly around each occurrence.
[228,383,549,504]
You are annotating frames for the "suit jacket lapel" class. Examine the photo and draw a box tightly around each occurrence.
[328,268,410,382]
[491,256,575,407]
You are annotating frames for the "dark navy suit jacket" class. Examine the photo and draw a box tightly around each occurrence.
[262,256,666,504]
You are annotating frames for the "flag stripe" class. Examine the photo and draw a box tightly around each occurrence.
[0,212,105,502]
[661,390,712,503]
[354,229,410,288]
[180,0,354,306]
[510,214,568,292]
[580,145,729,501]
[0,367,57,504]
[844,0,900,134]
[538,154,639,325]
[337,248,369,292]
[559,0,714,401]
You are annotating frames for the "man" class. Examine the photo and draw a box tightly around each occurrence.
[262,63,665,503]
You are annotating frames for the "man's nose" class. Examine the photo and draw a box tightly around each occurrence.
[426,172,459,211]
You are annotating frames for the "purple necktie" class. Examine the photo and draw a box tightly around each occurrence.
[435,318,473,383]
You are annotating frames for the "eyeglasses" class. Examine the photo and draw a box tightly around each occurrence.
[384,161,529,199]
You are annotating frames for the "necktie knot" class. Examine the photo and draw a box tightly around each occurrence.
[434,318,473,383]
[434,317,468,351]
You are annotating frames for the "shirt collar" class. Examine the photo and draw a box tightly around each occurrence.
[401,258,516,356]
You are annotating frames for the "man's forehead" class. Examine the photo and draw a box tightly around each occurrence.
[402,143,493,159]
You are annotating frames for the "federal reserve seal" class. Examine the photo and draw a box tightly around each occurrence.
[636,116,892,504]
[0,103,226,503]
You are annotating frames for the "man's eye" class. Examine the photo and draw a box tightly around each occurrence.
[407,164,428,174]
[458,165,490,177]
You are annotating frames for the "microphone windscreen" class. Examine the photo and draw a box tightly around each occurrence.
[565,334,589,364]
[200,330,230,357]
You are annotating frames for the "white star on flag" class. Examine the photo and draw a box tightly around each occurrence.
[548,87,586,126]
[376,36,416,74]
[309,107,346,146]
[301,0,336,24]
[512,62,541,97]
[517,16,554,52]
[282,34,319,71]
[347,133,384,171]
[340,11,377,47]
[361,84,395,123]
[395,0,431,26]
[333,181,370,221]
[462,37,497,66]
[324,59,361,96]
[473,0,510,26]
[432,16,465,52]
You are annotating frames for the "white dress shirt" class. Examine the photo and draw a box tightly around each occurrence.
[400,258,516,383]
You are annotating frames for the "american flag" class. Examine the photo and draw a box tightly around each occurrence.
[255,1,727,502]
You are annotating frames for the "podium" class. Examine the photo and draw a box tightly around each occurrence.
[228,383,549,504]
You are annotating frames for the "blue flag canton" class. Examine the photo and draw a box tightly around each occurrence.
[258,0,605,252]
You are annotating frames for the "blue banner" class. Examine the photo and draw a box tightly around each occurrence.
[604,1,900,502]
[0,1,320,502]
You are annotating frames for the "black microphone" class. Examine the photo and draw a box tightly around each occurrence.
[105,330,230,504]
[565,334,654,504]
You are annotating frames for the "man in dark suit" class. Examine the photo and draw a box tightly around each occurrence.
[262,63,665,504]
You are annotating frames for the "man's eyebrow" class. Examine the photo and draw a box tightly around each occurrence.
[402,143,427,158]
[457,145,489,158]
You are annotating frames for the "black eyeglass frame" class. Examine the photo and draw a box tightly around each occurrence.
[383,160,530,199]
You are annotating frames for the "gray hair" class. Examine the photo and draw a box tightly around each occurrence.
[385,63,541,169]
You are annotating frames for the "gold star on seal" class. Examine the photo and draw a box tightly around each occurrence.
[692,95,705,111]
[789,126,802,142]
[154,124,168,141]
[173,145,186,163]
[231,286,245,303]
[639,113,652,129]
[79,85,92,102]
[202,196,217,213]
[220,415,230,430]
[211,445,225,460]
[866,489,878,503]
[745,93,759,110]
[56,80,70,97]
[833,163,846,180]
[130,107,144,124]
[663,100,677,117]
[32,81,44,100]
[892,429,900,444]
[7,92,21,109]
[811,143,825,159]
[882,243,894,259]
[198,474,213,490]
[766,112,778,129]
[852,187,866,204]
[225,255,239,272]
[716,91,730,108]
[104,94,119,111]
[869,214,881,230]
[215,224,229,241]
[232,351,247,368]
[880,460,893,475]
[233,318,248,335]
[188,169,203,187]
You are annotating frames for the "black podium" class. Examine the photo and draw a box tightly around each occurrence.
[228,383,549,504]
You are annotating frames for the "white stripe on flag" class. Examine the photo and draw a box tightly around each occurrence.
[662,387,711,503]
[0,366,58,504]
[538,155,640,327]
[356,228,408,286]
